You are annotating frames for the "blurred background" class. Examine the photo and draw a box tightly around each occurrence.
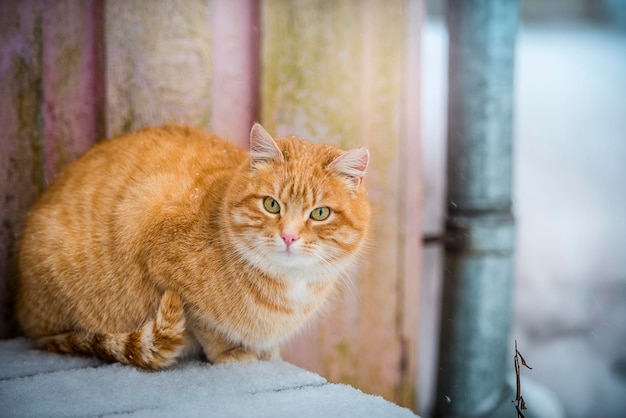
[1,1,625,417]
[421,0,626,417]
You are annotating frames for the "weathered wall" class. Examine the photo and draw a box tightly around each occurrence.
[105,0,214,137]
[0,0,106,337]
[262,0,423,404]
[0,0,423,409]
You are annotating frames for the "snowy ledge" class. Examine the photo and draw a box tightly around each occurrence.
[0,338,418,418]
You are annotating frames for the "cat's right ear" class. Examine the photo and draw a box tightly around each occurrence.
[249,123,283,169]
[329,147,370,192]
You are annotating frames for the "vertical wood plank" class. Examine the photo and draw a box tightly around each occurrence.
[0,0,107,338]
[105,0,214,136]
[262,0,422,407]
[398,0,425,407]
[42,0,105,181]
[211,0,260,149]
[0,0,44,338]
[355,0,405,400]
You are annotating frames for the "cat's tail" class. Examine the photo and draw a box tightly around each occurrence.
[36,290,187,370]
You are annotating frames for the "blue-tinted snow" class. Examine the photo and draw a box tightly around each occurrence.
[0,338,417,418]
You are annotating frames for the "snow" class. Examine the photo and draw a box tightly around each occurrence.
[512,22,626,418]
[0,338,418,418]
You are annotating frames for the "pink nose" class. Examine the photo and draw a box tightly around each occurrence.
[280,232,299,247]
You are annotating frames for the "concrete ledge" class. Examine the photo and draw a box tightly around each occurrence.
[0,338,418,417]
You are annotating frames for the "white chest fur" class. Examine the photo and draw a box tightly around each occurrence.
[287,279,312,304]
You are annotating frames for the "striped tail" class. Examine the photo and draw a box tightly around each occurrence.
[37,290,187,370]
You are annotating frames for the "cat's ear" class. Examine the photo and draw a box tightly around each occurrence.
[329,147,370,191]
[249,123,283,169]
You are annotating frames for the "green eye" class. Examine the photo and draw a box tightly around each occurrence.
[310,206,331,221]
[263,197,281,214]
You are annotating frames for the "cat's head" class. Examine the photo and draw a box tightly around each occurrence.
[224,124,371,280]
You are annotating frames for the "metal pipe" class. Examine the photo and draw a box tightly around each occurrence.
[434,1,519,417]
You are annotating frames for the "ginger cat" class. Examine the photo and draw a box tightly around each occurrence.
[16,124,370,369]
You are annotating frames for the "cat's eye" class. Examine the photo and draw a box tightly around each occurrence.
[310,206,331,221]
[263,197,281,214]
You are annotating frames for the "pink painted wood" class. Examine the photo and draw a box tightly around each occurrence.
[42,0,105,182]
[0,0,44,339]
[211,0,260,150]
[397,0,425,406]
[0,0,106,338]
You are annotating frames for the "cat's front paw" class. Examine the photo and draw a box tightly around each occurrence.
[212,347,259,364]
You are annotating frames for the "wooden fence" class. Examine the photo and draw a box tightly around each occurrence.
[0,0,423,409]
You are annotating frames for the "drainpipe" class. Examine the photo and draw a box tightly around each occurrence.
[434,1,519,417]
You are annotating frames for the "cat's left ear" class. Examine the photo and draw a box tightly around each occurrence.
[249,123,283,169]
[329,147,370,191]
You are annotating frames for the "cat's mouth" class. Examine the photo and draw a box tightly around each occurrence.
[272,246,314,266]
[282,244,299,254]
[279,247,298,257]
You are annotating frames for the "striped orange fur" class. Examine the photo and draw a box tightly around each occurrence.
[16,124,370,369]
[37,290,186,369]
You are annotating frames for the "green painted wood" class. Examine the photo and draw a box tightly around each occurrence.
[105,0,214,137]
[262,0,423,408]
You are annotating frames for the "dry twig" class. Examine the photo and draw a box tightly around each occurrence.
[513,340,532,418]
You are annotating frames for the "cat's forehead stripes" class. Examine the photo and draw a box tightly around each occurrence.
[274,138,341,169]
[276,179,318,210]
[263,141,342,210]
